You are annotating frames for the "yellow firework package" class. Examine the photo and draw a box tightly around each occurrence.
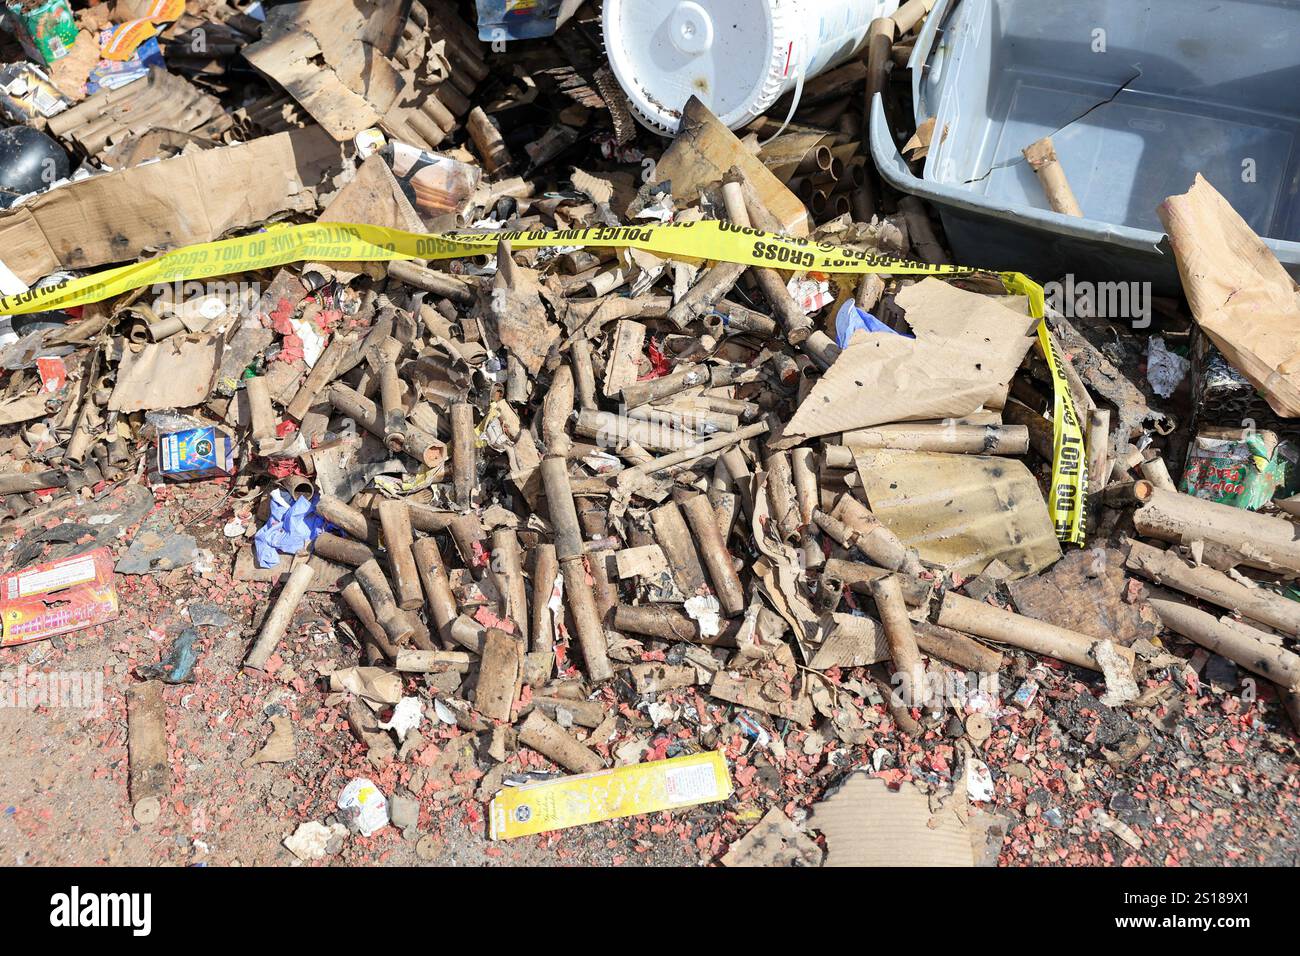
[489,750,733,840]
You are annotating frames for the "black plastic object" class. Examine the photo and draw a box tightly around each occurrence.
[0,126,70,209]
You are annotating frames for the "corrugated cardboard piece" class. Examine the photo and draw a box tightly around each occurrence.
[810,772,975,867]
[0,127,338,285]
[652,96,809,237]
[110,335,224,412]
[1159,174,1300,417]
[780,279,1038,446]
[243,0,408,142]
[853,449,1061,579]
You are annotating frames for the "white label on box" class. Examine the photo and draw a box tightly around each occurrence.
[11,553,97,599]
[663,762,719,804]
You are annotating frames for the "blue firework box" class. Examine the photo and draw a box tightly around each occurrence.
[158,427,236,481]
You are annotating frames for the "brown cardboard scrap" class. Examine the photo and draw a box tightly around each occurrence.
[243,0,408,142]
[1007,548,1156,646]
[315,153,426,281]
[242,715,296,767]
[0,394,52,427]
[652,96,809,237]
[709,670,814,726]
[1159,174,1300,417]
[328,666,402,706]
[853,449,1061,579]
[486,253,560,377]
[109,335,224,413]
[808,612,889,670]
[780,279,1037,445]
[0,128,338,284]
[809,772,974,867]
[721,807,824,867]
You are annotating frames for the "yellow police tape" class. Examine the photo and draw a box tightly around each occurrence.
[0,219,1086,544]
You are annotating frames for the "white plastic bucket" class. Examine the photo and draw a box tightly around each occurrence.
[602,0,900,135]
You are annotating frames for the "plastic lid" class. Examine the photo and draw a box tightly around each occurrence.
[602,0,787,134]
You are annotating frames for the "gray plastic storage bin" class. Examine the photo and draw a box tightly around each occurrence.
[870,0,1300,291]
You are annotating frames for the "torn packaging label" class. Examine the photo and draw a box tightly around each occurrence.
[489,750,733,840]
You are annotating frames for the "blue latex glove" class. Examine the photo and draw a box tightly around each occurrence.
[254,490,327,568]
[835,298,911,349]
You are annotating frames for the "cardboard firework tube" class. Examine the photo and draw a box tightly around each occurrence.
[542,456,586,561]
[667,260,748,330]
[328,382,384,439]
[1001,400,1056,461]
[406,501,457,533]
[377,499,422,610]
[1132,482,1300,575]
[616,604,697,643]
[873,673,922,737]
[913,621,1004,673]
[316,493,372,542]
[870,575,926,701]
[576,409,697,454]
[834,424,1031,457]
[620,365,710,408]
[451,402,476,508]
[542,364,575,454]
[448,513,485,573]
[245,376,277,441]
[313,531,374,567]
[0,469,66,495]
[340,579,399,663]
[531,543,559,654]
[1023,136,1083,217]
[570,337,598,411]
[897,196,951,264]
[412,537,458,638]
[865,17,895,100]
[893,0,936,34]
[560,555,614,682]
[246,563,316,669]
[492,528,529,643]
[622,421,769,483]
[742,199,814,344]
[790,448,819,525]
[1086,409,1110,496]
[475,628,521,722]
[279,474,316,501]
[937,592,1133,672]
[467,106,512,174]
[374,337,407,451]
[1139,455,1177,492]
[681,493,746,615]
[127,681,169,825]
[286,332,352,422]
[650,500,709,597]
[1127,541,1300,637]
[1148,596,1300,690]
[518,710,603,773]
[448,614,487,654]
[708,300,778,338]
[722,172,812,343]
[763,450,802,543]
[587,548,621,635]
[355,559,415,645]
[821,558,929,607]
[386,259,476,304]
[799,330,841,372]
[831,494,923,575]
